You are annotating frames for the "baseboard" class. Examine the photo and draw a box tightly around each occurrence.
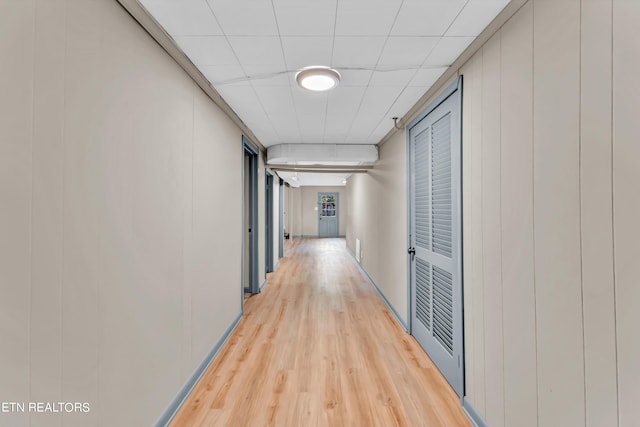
[463,397,488,427]
[346,248,408,332]
[155,312,243,426]
[292,235,346,238]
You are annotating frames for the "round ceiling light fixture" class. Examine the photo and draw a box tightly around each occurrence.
[295,66,341,92]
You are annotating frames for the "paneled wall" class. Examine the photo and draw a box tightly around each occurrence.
[0,0,260,425]
[346,0,638,425]
[460,0,637,425]
[345,134,408,325]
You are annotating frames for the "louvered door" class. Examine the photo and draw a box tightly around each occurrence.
[409,80,463,397]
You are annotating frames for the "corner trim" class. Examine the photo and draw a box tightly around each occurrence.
[462,398,488,427]
[154,312,243,427]
[346,248,408,332]
[259,279,267,292]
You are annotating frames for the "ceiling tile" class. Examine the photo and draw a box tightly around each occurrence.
[325,87,367,135]
[292,89,328,137]
[347,86,404,141]
[273,0,337,36]
[326,87,367,118]
[269,114,300,134]
[254,86,297,116]
[423,36,475,66]
[245,65,292,87]
[200,65,248,85]
[227,36,285,66]
[357,86,404,119]
[332,37,386,67]
[387,87,425,118]
[215,85,263,113]
[335,0,403,36]
[409,67,448,87]
[140,0,222,36]
[377,36,440,67]
[250,74,291,87]
[446,0,510,37]
[206,0,279,36]
[390,0,467,36]
[143,0,509,147]
[369,69,416,87]
[338,69,373,87]
[281,37,334,69]
[292,89,329,114]
[174,36,238,66]
[243,121,279,138]
[369,121,393,143]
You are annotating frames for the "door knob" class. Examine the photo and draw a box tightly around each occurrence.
[407,247,416,255]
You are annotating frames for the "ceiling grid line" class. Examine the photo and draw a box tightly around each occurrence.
[138,0,512,184]
[343,0,405,143]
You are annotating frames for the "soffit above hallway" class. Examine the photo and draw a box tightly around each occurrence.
[137,0,510,148]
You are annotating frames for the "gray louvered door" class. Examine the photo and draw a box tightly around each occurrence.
[409,83,463,397]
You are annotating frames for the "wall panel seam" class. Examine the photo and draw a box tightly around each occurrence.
[28,0,36,415]
[61,0,68,405]
[531,1,540,424]
[479,49,486,417]
[498,28,507,427]
[610,1,620,424]
[578,1,587,424]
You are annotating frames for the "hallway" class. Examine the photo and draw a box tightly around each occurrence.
[171,239,470,426]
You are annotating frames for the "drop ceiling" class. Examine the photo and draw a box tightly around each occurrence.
[137,0,509,185]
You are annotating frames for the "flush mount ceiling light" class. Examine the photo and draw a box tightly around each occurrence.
[295,66,341,92]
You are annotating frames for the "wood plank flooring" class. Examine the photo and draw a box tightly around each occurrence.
[171,238,471,427]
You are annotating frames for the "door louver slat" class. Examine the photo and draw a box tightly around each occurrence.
[415,128,430,250]
[431,113,452,258]
[415,258,432,331]
[432,266,454,355]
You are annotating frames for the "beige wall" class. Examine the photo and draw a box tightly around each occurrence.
[345,137,408,324]
[291,186,346,237]
[0,0,258,425]
[289,186,302,236]
[345,0,639,426]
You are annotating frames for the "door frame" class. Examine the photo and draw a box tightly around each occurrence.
[406,76,465,396]
[318,191,339,238]
[278,178,284,258]
[265,169,274,273]
[243,136,260,294]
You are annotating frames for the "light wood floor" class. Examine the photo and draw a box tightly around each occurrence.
[171,238,471,427]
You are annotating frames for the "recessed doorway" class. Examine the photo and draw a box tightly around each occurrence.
[243,137,259,294]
